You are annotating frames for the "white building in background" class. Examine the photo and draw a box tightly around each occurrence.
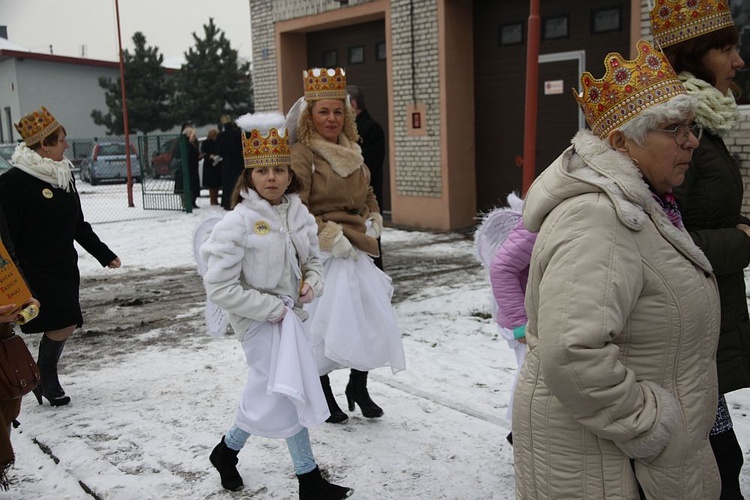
[0,37,122,142]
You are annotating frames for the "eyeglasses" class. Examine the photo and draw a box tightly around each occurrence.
[650,123,703,146]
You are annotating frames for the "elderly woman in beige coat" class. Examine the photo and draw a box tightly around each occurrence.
[513,41,721,500]
[287,68,406,425]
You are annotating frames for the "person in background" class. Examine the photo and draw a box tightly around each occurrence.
[489,210,535,446]
[201,128,222,206]
[513,41,720,499]
[347,85,386,270]
[216,115,244,210]
[0,106,120,407]
[651,2,748,497]
[288,68,406,424]
[201,111,352,499]
[0,204,40,491]
[177,126,202,209]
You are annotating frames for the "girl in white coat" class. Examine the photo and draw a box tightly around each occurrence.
[201,112,353,499]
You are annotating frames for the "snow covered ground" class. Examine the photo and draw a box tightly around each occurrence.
[2,189,750,499]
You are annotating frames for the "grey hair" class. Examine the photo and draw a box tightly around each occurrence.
[616,94,697,146]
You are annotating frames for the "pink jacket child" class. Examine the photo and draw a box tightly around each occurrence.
[489,218,536,434]
[489,219,537,340]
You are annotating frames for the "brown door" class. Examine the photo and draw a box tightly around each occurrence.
[306,20,391,214]
[535,59,581,177]
[473,0,631,212]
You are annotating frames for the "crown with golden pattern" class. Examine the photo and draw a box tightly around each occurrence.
[303,67,347,101]
[573,40,686,139]
[15,106,61,146]
[650,0,734,48]
[236,112,291,169]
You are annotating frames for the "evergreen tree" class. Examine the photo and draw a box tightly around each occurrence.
[174,18,254,126]
[91,32,174,135]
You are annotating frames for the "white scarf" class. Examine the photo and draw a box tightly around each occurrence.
[679,72,740,137]
[10,143,75,192]
[308,133,364,178]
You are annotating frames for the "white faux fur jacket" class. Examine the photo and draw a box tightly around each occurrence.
[201,190,323,340]
[512,130,721,499]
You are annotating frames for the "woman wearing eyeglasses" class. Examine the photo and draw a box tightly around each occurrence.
[651,3,748,497]
[513,41,721,499]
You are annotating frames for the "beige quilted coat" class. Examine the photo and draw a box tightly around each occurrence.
[513,130,721,500]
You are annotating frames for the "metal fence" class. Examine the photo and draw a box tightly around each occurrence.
[68,134,201,223]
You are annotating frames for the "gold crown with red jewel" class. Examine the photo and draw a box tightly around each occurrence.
[303,67,347,101]
[236,112,291,169]
[650,0,735,48]
[573,40,686,139]
[15,106,60,146]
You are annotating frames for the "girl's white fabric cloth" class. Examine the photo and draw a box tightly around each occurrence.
[235,306,329,439]
[306,250,406,375]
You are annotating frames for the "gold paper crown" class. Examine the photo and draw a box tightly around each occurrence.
[15,106,60,146]
[650,0,734,48]
[573,40,686,139]
[241,128,290,169]
[303,67,347,101]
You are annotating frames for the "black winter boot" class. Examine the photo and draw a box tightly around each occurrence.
[209,437,243,491]
[297,466,352,500]
[320,375,348,423]
[34,336,70,407]
[710,429,745,500]
[345,369,383,418]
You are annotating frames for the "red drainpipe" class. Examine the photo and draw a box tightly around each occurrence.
[522,0,540,195]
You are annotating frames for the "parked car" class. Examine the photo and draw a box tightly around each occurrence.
[150,137,178,179]
[0,143,16,162]
[80,142,141,185]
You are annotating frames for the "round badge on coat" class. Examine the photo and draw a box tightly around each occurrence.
[254,220,271,236]
[42,188,53,199]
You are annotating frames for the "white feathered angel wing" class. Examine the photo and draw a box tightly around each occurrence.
[193,216,230,337]
[474,192,524,268]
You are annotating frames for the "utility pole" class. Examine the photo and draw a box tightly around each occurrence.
[114,0,134,207]
[522,0,540,194]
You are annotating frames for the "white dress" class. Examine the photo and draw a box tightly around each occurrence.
[305,249,406,375]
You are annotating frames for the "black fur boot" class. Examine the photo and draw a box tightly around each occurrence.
[345,369,383,418]
[297,466,352,499]
[320,375,348,423]
[34,336,70,406]
[209,437,243,491]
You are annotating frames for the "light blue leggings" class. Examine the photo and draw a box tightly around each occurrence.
[224,425,316,475]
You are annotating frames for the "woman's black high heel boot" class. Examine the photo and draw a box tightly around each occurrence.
[209,437,243,491]
[297,466,352,499]
[320,375,348,423]
[36,336,71,407]
[345,369,383,418]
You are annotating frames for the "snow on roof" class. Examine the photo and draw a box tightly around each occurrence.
[0,37,32,52]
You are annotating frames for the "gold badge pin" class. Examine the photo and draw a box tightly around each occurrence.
[254,220,271,236]
[42,188,53,199]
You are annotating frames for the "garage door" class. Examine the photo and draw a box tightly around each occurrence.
[473,0,631,211]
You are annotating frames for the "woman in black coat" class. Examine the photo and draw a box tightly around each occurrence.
[0,106,120,407]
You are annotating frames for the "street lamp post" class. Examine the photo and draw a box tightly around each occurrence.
[114,0,134,207]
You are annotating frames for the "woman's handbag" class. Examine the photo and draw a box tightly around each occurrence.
[0,326,40,400]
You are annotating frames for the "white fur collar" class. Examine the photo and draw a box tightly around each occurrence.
[309,133,363,177]
[11,143,74,192]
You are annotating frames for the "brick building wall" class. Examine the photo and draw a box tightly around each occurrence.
[249,0,444,199]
